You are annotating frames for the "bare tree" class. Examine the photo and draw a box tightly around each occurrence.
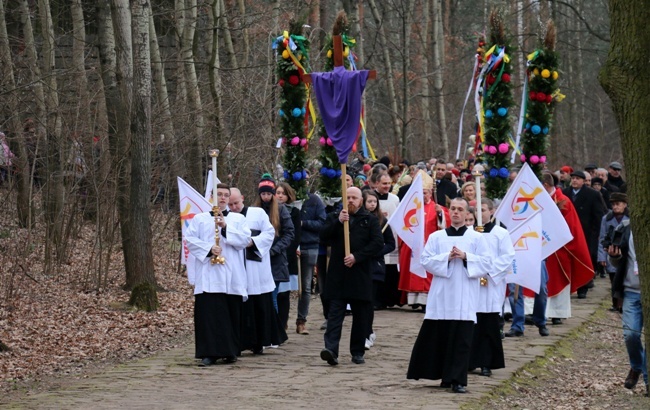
[431,0,449,158]
[0,0,32,228]
[38,0,65,269]
[127,0,158,310]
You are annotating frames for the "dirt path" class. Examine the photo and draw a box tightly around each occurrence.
[2,282,610,409]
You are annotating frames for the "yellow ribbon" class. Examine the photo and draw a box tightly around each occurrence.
[285,45,318,140]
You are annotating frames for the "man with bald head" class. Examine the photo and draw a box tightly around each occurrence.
[319,187,384,366]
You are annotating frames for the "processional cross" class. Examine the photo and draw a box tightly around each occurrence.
[302,35,376,255]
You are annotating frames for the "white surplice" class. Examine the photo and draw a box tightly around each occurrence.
[239,207,276,295]
[477,225,515,314]
[185,211,251,298]
[420,227,492,322]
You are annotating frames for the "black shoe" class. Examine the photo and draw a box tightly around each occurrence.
[524,315,534,325]
[538,326,550,336]
[625,368,641,389]
[505,329,524,337]
[222,356,238,364]
[587,279,595,289]
[451,384,467,393]
[440,381,451,388]
[551,318,563,325]
[320,348,338,366]
[480,367,492,377]
[199,357,215,367]
[504,312,512,322]
[351,355,365,364]
[577,292,587,299]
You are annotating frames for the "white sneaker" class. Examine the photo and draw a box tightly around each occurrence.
[364,338,372,350]
[369,332,376,345]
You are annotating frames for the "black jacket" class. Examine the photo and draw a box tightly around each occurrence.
[269,204,295,282]
[436,178,458,207]
[319,207,384,301]
[299,193,326,250]
[563,186,606,260]
[370,222,396,281]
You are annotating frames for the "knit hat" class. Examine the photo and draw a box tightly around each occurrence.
[258,173,276,194]
[591,177,604,186]
[560,165,573,174]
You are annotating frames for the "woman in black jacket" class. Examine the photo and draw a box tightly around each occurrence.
[253,174,295,311]
[362,190,396,349]
[275,182,301,330]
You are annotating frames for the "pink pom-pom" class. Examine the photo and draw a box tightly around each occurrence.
[319,137,326,146]
[540,155,547,163]
[530,155,540,164]
[300,138,307,147]
[291,137,300,146]
[326,138,333,146]
[520,154,527,162]
[483,145,491,153]
[498,143,509,154]
[488,146,497,155]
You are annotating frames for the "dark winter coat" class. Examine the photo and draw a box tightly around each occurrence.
[286,205,301,276]
[299,193,326,250]
[608,220,633,300]
[319,207,384,301]
[563,186,606,262]
[269,204,295,283]
[370,222,396,282]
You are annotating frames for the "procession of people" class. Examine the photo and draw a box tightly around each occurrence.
[182,155,644,396]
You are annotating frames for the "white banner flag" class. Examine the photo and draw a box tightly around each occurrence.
[508,213,542,292]
[178,177,213,285]
[494,163,572,259]
[386,173,426,278]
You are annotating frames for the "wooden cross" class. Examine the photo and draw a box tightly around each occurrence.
[302,35,376,255]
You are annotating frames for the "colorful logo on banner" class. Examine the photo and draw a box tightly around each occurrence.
[511,184,544,221]
[402,196,422,233]
[513,229,540,251]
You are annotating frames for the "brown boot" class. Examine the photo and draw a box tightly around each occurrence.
[296,323,309,335]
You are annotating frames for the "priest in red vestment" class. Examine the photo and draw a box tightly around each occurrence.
[398,171,451,309]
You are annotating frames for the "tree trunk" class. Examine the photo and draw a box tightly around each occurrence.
[236,0,249,66]
[38,0,65,269]
[575,0,588,162]
[208,0,225,145]
[367,0,402,153]
[109,0,135,286]
[179,0,203,190]
[71,0,95,221]
[421,0,432,155]
[218,0,239,70]
[599,0,650,378]
[400,0,415,160]
[127,0,157,309]
[431,0,449,159]
[0,0,32,228]
[148,6,182,200]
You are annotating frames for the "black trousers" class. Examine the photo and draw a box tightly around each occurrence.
[194,292,241,359]
[317,254,330,319]
[323,299,372,358]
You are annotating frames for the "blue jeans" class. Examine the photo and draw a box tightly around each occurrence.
[297,248,318,323]
[623,291,648,384]
[508,262,548,332]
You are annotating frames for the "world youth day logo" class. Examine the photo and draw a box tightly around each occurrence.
[180,197,204,228]
[510,183,544,221]
[402,191,422,233]
[513,227,540,251]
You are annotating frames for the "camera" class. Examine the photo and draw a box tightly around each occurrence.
[602,223,625,249]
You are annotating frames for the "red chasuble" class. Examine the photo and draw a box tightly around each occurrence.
[398,202,451,294]
[544,188,594,297]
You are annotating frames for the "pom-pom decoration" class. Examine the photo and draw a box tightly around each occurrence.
[497,107,508,117]
[292,107,302,117]
[319,137,326,146]
[530,155,540,164]
[498,167,509,178]
[498,143,509,154]
[300,138,307,147]
[288,75,300,86]
[531,125,541,135]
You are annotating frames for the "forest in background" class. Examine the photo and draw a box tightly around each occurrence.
[0,0,615,309]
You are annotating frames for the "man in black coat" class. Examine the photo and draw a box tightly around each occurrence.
[434,161,458,206]
[563,170,606,298]
[319,187,384,366]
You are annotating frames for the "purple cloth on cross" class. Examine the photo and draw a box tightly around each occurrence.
[310,66,369,163]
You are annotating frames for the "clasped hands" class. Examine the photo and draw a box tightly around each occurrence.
[448,246,466,261]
